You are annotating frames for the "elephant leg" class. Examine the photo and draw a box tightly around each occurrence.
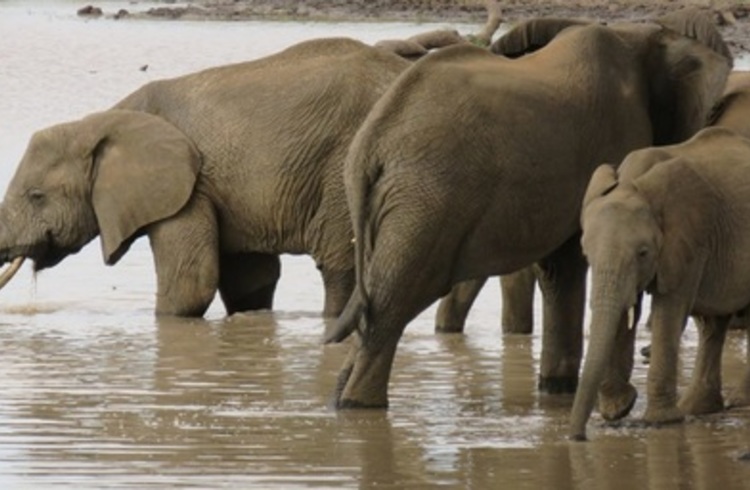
[219,252,281,315]
[678,315,729,416]
[643,299,691,424]
[536,234,586,394]
[597,314,639,421]
[501,267,537,334]
[728,325,750,408]
[434,277,487,333]
[333,213,456,409]
[148,193,219,317]
[320,266,355,318]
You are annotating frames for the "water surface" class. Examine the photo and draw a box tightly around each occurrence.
[0,3,748,488]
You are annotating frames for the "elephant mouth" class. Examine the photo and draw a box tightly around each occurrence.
[0,234,78,273]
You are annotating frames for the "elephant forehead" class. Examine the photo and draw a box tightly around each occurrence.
[583,188,652,228]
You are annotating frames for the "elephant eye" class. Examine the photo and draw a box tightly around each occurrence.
[27,188,45,203]
[636,246,650,260]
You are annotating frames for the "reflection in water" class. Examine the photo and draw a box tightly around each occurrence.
[0,3,748,488]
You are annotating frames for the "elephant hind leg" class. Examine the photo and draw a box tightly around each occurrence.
[678,315,729,416]
[219,252,280,315]
[435,277,487,334]
[319,266,355,318]
[335,334,397,409]
[501,267,537,335]
[727,325,750,408]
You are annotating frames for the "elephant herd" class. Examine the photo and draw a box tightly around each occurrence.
[1,7,748,441]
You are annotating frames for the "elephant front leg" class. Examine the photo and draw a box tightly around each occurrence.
[219,252,281,315]
[148,193,219,317]
[643,297,690,425]
[500,267,537,335]
[536,235,586,394]
[678,315,729,416]
[434,277,487,333]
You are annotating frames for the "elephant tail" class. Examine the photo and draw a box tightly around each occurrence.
[324,149,377,344]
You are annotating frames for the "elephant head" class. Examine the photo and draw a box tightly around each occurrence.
[0,109,201,287]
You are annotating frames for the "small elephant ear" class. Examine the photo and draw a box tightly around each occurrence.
[634,159,712,294]
[86,110,201,265]
[582,164,618,211]
[490,18,591,58]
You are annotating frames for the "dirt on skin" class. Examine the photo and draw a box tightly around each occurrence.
[84,0,750,56]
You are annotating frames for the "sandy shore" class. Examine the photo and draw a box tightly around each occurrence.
[80,1,750,56]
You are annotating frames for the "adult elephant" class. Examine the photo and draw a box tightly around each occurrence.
[0,37,424,317]
[326,10,732,410]
[572,127,750,440]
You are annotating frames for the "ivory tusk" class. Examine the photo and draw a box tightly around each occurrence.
[0,256,24,290]
[627,307,635,330]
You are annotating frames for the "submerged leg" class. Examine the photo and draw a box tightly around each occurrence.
[501,267,537,335]
[435,277,487,333]
[536,234,587,394]
[219,252,280,315]
[679,315,729,415]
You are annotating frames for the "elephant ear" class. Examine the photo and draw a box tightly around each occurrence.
[649,9,733,145]
[633,159,713,294]
[86,110,202,265]
[582,164,618,212]
[656,8,732,62]
[490,18,591,58]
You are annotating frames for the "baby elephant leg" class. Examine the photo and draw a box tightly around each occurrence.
[678,315,729,415]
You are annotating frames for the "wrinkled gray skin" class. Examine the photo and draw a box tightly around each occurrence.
[0,38,415,317]
[0,30,498,319]
[572,127,750,441]
[327,10,732,410]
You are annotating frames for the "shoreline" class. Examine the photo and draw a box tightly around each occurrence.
[78,1,750,56]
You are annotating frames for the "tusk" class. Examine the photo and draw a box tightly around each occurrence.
[0,257,24,290]
[627,307,635,330]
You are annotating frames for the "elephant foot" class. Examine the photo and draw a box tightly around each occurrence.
[678,387,725,416]
[435,323,466,334]
[643,405,685,425]
[538,375,578,394]
[598,382,638,421]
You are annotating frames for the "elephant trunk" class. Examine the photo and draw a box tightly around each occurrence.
[569,266,633,440]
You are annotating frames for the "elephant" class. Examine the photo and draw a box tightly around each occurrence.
[570,126,750,441]
[325,9,733,410]
[0,37,417,318]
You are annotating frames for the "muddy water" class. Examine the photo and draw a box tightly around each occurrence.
[0,3,748,488]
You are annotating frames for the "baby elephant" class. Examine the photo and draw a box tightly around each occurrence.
[569,126,750,440]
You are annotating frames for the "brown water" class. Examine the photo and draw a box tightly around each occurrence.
[0,3,748,488]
